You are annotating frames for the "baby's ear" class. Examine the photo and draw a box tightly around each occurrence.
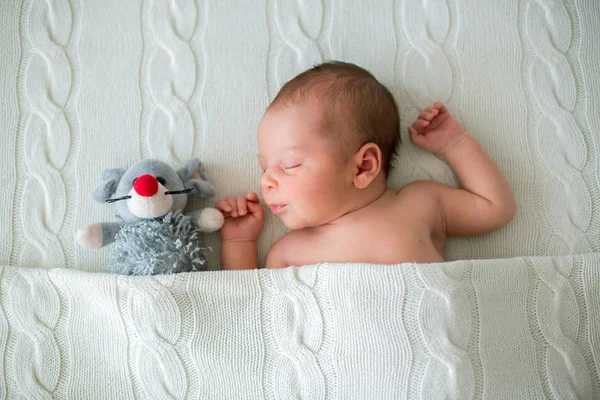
[92,168,126,203]
[353,143,382,189]
[177,158,215,198]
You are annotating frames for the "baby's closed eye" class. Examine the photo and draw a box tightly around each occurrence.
[281,163,302,174]
[258,164,300,174]
[282,163,301,170]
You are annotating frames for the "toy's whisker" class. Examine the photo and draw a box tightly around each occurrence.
[165,188,193,195]
[106,195,132,203]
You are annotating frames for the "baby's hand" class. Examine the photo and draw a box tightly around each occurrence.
[409,102,466,155]
[215,192,264,243]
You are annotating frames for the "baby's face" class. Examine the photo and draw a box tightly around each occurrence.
[257,105,354,229]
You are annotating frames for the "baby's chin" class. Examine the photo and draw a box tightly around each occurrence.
[279,213,322,230]
[280,217,304,230]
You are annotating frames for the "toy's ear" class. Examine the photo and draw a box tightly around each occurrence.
[177,158,215,198]
[92,168,126,203]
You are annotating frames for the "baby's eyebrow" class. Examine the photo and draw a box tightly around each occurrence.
[257,147,304,161]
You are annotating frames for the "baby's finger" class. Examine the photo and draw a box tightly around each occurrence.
[247,200,265,220]
[246,192,259,202]
[215,199,232,213]
[409,126,427,147]
[236,196,248,216]
[223,196,239,217]
[408,126,417,138]
[433,101,446,113]
[408,126,421,142]
[426,106,439,116]
[409,121,423,134]
[215,202,233,219]
[415,119,430,129]
[220,210,233,218]
[419,111,434,121]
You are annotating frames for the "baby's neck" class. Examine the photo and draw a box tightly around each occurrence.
[326,180,387,226]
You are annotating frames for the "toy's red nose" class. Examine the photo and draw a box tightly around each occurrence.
[133,174,159,197]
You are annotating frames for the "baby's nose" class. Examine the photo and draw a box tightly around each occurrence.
[260,172,277,190]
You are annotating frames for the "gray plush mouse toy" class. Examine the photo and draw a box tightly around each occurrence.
[76,158,224,275]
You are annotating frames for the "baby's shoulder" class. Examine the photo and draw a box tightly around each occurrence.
[270,229,306,251]
[396,180,442,197]
[278,227,323,253]
[387,181,445,228]
[389,180,444,210]
[266,228,319,268]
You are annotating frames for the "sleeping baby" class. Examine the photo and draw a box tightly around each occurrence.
[216,61,516,270]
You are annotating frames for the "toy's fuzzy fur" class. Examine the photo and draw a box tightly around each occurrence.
[108,211,208,275]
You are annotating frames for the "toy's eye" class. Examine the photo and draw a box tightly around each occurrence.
[157,177,166,185]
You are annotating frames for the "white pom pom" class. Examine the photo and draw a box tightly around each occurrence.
[198,207,224,232]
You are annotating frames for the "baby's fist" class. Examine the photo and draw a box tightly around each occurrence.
[215,192,264,242]
[409,102,466,155]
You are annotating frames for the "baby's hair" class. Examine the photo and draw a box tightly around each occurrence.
[269,61,400,177]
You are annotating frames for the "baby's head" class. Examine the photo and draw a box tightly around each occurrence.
[258,61,400,229]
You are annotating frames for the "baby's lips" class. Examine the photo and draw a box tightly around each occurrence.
[268,204,287,214]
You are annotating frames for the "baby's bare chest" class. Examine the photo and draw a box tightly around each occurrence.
[288,217,445,266]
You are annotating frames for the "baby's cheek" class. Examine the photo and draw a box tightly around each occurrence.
[287,181,314,208]
[306,179,339,210]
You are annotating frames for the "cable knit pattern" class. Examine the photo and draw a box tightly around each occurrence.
[119,275,187,399]
[266,0,330,99]
[8,269,60,398]
[141,0,198,165]
[0,0,599,397]
[582,255,600,395]
[394,0,461,188]
[16,0,74,267]
[266,266,326,399]
[523,0,592,254]
[0,269,7,400]
[533,258,593,399]
[417,264,474,399]
[400,0,452,109]
[0,257,597,398]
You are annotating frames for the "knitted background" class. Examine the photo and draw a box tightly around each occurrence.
[1,0,599,271]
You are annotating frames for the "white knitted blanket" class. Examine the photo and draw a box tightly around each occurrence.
[1,0,600,398]
[1,255,599,399]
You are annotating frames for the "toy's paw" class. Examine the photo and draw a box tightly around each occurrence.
[198,207,224,232]
[76,224,103,249]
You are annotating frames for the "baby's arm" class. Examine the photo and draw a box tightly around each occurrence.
[215,192,264,270]
[409,102,516,236]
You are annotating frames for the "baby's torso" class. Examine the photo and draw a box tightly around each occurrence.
[285,189,446,267]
